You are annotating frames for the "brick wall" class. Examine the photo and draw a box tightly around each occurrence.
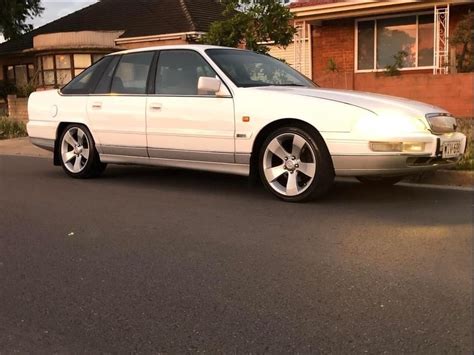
[311,5,474,117]
[7,95,29,122]
[312,18,354,82]
[354,72,474,118]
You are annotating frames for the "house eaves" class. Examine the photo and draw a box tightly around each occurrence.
[292,0,474,20]
[115,31,205,45]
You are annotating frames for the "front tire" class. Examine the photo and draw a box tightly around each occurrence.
[59,124,106,178]
[258,126,334,202]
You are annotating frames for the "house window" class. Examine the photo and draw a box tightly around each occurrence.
[356,14,434,72]
[5,64,35,87]
[37,53,106,88]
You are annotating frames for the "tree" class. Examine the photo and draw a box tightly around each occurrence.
[451,11,474,73]
[0,0,43,40]
[201,0,296,55]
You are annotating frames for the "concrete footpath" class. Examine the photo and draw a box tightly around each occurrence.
[0,137,51,158]
[0,137,472,189]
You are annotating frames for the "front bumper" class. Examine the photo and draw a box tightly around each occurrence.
[332,132,467,177]
[333,155,461,176]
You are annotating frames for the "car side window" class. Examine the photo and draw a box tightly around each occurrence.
[61,57,111,95]
[155,50,217,96]
[94,56,120,94]
[111,52,154,95]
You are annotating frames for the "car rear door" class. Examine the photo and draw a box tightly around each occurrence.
[87,51,155,157]
[146,49,235,163]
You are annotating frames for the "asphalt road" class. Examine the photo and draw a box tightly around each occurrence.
[0,155,472,353]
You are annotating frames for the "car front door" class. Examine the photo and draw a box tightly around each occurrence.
[146,49,235,163]
[87,51,155,157]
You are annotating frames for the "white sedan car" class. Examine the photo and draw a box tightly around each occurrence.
[28,45,466,202]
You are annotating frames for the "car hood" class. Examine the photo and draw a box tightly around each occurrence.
[250,86,449,117]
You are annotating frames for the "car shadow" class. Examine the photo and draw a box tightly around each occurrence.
[38,162,472,227]
[98,165,470,205]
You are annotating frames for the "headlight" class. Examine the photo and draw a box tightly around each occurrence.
[425,113,457,134]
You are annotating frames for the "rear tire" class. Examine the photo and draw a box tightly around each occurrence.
[58,124,106,178]
[356,176,403,186]
[258,125,334,202]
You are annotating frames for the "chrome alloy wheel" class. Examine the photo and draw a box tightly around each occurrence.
[61,127,90,173]
[263,133,317,197]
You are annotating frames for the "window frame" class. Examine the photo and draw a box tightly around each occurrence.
[60,56,113,96]
[61,49,232,98]
[150,49,233,98]
[4,63,36,86]
[37,52,106,88]
[103,51,157,96]
[354,11,435,73]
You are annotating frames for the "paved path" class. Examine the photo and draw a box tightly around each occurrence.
[0,156,471,353]
[0,138,51,158]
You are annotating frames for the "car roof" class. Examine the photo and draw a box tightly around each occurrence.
[109,44,246,56]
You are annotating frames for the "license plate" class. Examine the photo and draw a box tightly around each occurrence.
[441,141,461,158]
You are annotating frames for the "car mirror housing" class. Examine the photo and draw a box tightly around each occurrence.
[197,77,221,95]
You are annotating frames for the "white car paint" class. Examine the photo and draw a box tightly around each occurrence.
[27,44,467,180]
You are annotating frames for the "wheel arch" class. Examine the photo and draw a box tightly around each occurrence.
[249,118,334,180]
[53,122,94,166]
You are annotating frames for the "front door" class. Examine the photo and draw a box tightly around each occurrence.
[87,52,155,157]
[146,49,235,163]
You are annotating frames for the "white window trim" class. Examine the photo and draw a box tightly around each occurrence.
[354,11,435,73]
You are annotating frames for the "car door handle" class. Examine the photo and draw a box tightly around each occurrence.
[149,103,162,111]
[91,102,102,109]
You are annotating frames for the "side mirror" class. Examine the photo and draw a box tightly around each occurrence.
[197,76,221,94]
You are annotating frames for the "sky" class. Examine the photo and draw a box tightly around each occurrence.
[1,0,98,43]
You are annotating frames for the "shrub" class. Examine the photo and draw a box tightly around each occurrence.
[16,83,36,98]
[451,12,474,73]
[455,118,473,170]
[384,51,408,76]
[0,116,28,140]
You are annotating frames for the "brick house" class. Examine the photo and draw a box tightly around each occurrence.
[269,0,474,117]
[0,0,223,90]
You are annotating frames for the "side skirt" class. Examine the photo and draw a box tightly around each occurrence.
[99,154,250,176]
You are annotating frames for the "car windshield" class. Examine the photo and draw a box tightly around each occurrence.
[206,49,316,88]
